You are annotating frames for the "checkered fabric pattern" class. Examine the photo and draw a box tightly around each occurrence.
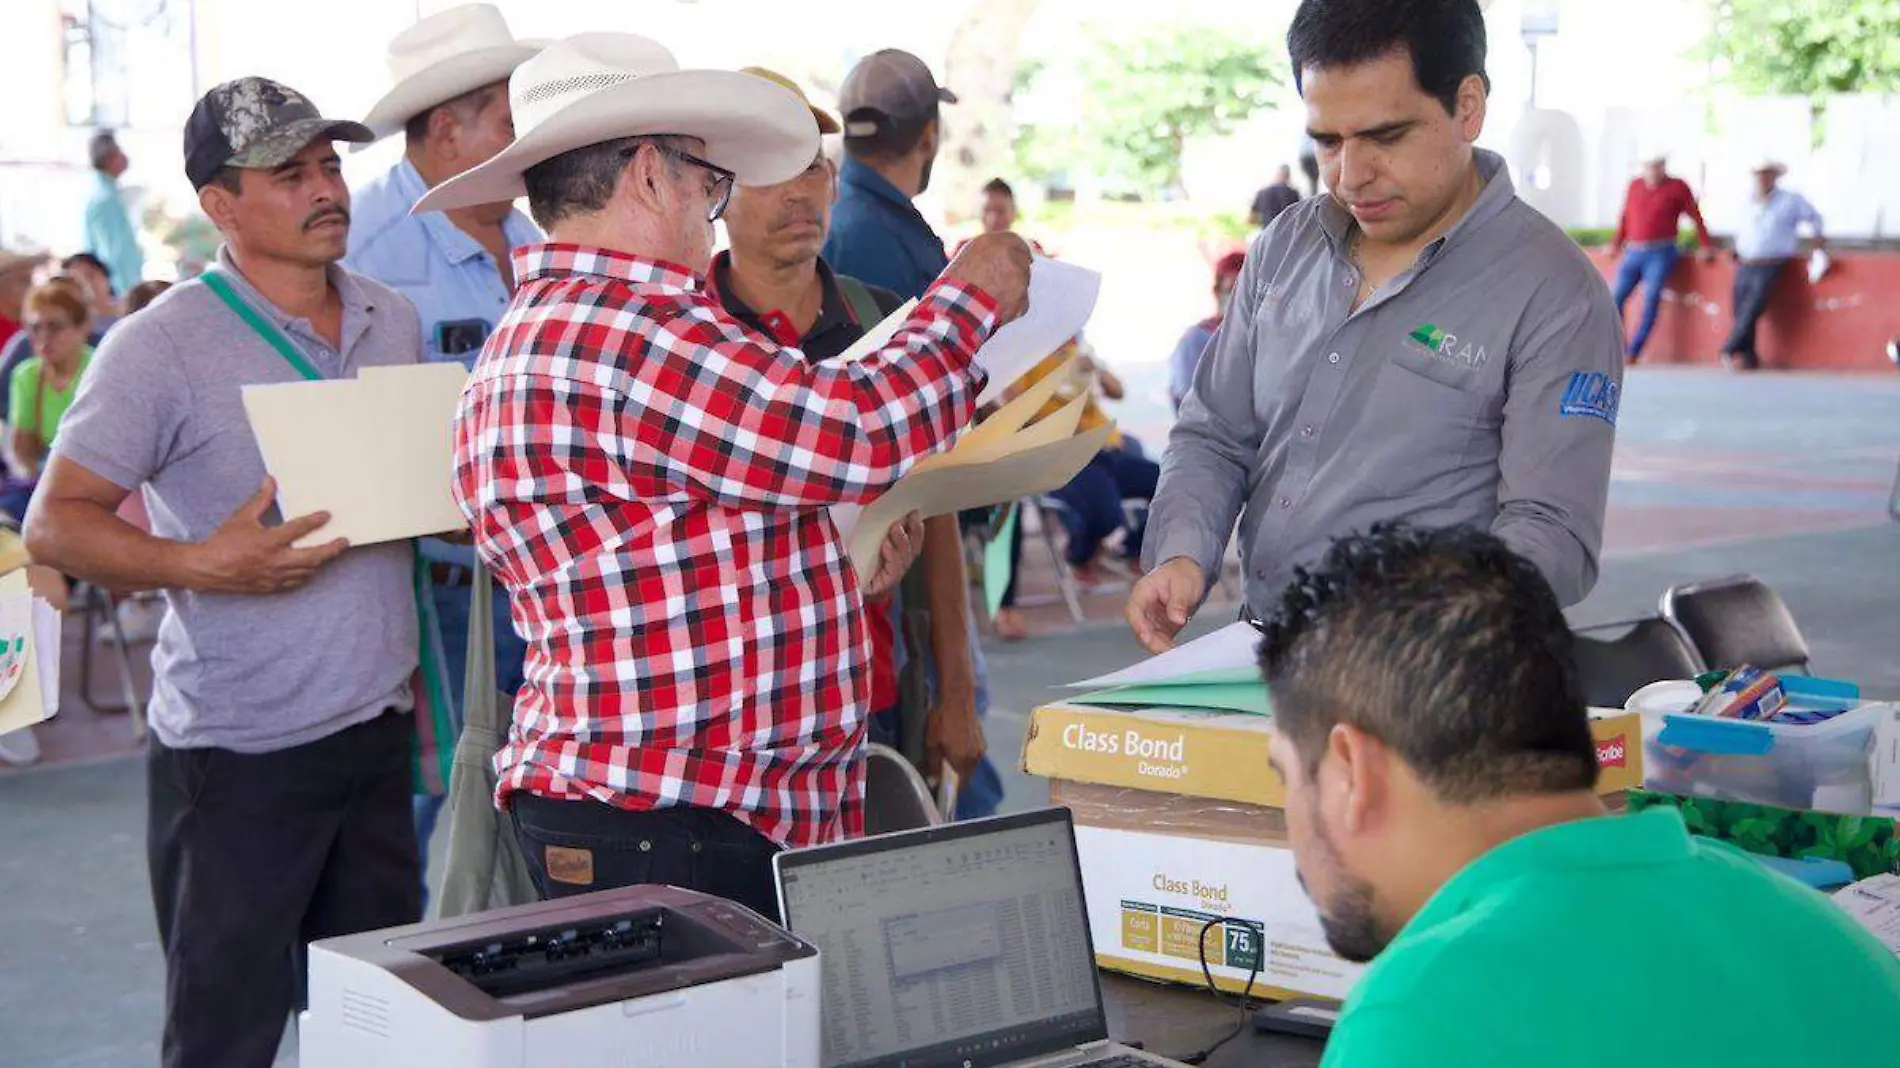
[454,243,995,848]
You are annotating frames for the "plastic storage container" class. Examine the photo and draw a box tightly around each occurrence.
[1639,703,1886,814]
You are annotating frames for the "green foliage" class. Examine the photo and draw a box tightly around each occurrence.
[1014,24,1281,198]
[1705,0,1900,103]
[1566,228,1702,252]
[1030,198,1254,242]
[1629,791,1900,878]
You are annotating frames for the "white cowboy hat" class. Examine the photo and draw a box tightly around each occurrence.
[414,33,818,214]
[357,3,541,144]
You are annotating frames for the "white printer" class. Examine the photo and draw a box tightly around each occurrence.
[302,885,821,1068]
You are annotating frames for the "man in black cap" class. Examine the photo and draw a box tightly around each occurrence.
[26,77,426,1068]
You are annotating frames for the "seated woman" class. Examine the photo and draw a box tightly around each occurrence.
[1169,251,1245,412]
[2,278,95,521]
[991,341,1158,640]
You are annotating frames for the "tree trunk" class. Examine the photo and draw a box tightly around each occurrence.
[939,0,1045,226]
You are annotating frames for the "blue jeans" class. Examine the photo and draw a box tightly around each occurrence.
[413,573,529,898]
[1612,244,1679,359]
[1049,445,1161,565]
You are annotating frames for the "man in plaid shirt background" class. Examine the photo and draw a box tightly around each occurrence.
[419,34,1031,919]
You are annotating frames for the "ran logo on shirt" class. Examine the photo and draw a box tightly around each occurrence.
[1561,371,1621,425]
[1405,322,1489,369]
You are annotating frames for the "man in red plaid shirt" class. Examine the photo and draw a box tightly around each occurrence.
[417,34,1029,919]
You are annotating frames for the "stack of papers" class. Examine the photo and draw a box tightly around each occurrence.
[836,354,1112,582]
[1060,622,1271,716]
[242,363,470,548]
[1834,874,1900,956]
[837,256,1103,406]
[0,569,63,736]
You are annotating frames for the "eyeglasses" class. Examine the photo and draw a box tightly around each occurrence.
[645,143,737,222]
[24,319,75,336]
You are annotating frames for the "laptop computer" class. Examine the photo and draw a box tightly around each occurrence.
[773,808,1192,1068]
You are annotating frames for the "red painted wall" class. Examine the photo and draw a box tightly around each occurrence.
[1590,250,1900,372]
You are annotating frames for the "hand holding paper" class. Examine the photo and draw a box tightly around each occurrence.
[243,363,470,548]
[942,232,1035,326]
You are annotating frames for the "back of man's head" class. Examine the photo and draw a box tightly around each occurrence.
[88,130,121,172]
[1258,523,1599,804]
[838,49,953,170]
[1286,0,1489,114]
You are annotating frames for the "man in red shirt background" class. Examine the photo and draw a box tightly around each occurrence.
[1609,152,1715,364]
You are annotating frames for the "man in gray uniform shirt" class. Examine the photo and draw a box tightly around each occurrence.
[1130,0,1621,652]
[26,79,422,1067]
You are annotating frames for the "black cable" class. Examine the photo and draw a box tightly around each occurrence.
[1173,915,1263,1066]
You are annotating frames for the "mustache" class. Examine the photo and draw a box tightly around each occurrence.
[303,206,351,231]
[770,211,824,231]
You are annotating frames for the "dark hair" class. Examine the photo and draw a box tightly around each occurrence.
[522,135,689,230]
[125,279,172,315]
[206,166,245,195]
[88,129,120,170]
[60,252,111,288]
[843,110,935,164]
[982,177,1015,200]
[1257,523,1598,803]
[403,84,504,145]
[1286,0,1490,115]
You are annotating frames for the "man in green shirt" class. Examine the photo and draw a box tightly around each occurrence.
[1255,522,1900,1068]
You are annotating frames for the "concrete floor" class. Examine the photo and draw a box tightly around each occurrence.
[2,367,1897,1066]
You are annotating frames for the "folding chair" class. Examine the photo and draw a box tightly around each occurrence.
[76,582,148,738]
[1659,575,1812,675]
[1029,497,1088,624]
[1570,616,1706,708]
[863,742,946,836]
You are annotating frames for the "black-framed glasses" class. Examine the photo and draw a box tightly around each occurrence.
[649,143,737,222]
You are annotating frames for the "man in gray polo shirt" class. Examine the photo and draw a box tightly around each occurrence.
[1129,0,1621,652]
[25,79,422,1068]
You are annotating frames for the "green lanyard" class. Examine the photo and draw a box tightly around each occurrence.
[201,270,327,383]
[201,268,455,794]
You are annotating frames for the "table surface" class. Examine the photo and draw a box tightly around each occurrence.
[1100,973,1329,1068]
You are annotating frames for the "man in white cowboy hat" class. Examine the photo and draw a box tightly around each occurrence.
[343,0,541,894]
[1721,158,1825,371]
[417,33,1031,918]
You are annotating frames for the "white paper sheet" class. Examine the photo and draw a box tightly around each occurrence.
[973,257,1102,406]
[243,363,470,548]
[33,597,59,719]
[0,571,52,734]
[1066,620,1261,689]
[1834,874,1900,956]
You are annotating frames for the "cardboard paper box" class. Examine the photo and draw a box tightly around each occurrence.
[1024,702,1643,807]
[1052,778,1359,1001]
[1029,702,1643,1000]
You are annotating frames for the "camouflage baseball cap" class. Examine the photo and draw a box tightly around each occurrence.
[184,77,373,191]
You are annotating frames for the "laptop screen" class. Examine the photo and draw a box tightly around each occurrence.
[775,810,1108,1068]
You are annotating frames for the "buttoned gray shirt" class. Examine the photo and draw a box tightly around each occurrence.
[1146,150,1621,610]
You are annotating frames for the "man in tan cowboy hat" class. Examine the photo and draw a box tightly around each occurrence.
[1722,157,1825,370]
[343,0,541,897]
[418,33,1031,918]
